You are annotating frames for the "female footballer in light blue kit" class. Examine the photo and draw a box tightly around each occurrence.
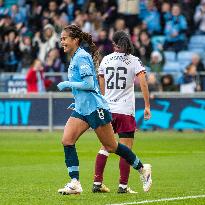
[57,25,152,195]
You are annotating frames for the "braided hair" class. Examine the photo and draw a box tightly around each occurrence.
[112,31,134,55]
[63,25,100,68]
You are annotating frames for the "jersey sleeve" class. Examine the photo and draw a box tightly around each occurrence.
[98,57,106,76]
[77,55,93,77]
[134,57,146,75]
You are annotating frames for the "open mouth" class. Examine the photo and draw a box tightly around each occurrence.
[62,45,68,50]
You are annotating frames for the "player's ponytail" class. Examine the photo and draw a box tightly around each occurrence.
[81,31,100,69]
[63,25,99,69]
[112,31,134,55]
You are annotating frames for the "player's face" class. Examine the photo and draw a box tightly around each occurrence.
[60,31,76,53]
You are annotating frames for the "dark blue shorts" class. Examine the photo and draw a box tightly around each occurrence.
[71,108,112,129]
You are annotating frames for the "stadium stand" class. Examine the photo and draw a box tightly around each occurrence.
[0,0,204,93]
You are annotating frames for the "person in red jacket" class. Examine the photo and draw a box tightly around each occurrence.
[26,59,50,92]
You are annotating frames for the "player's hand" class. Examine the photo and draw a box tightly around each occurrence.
[57,81,70,91]
[67,103,75,110]
[144,107,151,120]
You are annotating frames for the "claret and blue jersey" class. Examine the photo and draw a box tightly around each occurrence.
[68,47,109,115]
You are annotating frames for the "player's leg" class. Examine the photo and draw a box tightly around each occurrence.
[95,120,152,192]
[93,117,118,193]
[92,145,110,193]
[58,113,89,195]
[118,136,134,193]
[116,114,136,193]
[90,108,152,192]
[95,125,152,192]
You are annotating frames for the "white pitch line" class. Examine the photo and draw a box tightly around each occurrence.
[107,194,205,205]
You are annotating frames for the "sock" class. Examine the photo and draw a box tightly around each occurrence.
[64,145,79,180]
[119,184,127,189]
[94,149,109,183]
[119,157,130,185]
[115,143,143,170]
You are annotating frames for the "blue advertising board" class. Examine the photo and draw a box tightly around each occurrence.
[0,99,48,126]
[0,96,205,130]
[135,98,205,130]
[52,98,74,126]
[53,97,205,130]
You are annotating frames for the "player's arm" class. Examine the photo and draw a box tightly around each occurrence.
[57,76,94,91]
[58,55,95,91]
[137,71,151,120]
[98,74,105,95]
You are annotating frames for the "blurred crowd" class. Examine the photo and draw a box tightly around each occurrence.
[0,0,205,93]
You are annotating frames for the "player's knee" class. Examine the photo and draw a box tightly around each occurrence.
[61,137,74,146]
[103,145,116,153]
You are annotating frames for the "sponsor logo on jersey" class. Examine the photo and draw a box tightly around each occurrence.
[80,64,90,70]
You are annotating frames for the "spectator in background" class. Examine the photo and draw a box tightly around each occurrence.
[189,53,205,91]
[194,0,205,34]
[179,64,201,93]
[190,53,205,72]
[142,1,161,35]
[0,34,4,71]
[97,0,117,28]
[73,11,86,28]
[38,23,59,62]
[26,59,51,93]
[149,50,165,73]
[44,48,64,89]
[109,18,129,40]
[82,10,103,42]
[131,25,141,47]
[0,0,9,16]
[179,0,198,35]
[96,29,113,61]
[160,1,172,33]
[59,0,75,23]
[27,1,43,32]
[0,15,15,35]
[116,0,140,31]
[52,13,68,34]
[160,74,178,91]
[2,30,21,72]
[75,0,87,11]
[48,0,60,19]
[164,4,187,52]
[19,33,38,73]
[9,4,27,29]
[137,30,153,66]
[147,73,161,98]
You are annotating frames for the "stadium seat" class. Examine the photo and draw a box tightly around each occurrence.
[163,62,181,72]
[151,35,166,50]
[188,35,205,49]
[189,35,205,44]
[177,51,193,63]
[188,48,204,58]
[164,51,176,62]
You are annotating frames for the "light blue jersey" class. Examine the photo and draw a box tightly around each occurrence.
[68,47,109,115]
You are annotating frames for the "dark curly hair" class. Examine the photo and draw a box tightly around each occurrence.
[63,24,100,68]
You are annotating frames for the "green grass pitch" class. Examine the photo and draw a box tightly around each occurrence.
[0,131,205,205]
